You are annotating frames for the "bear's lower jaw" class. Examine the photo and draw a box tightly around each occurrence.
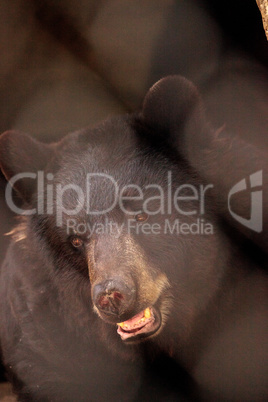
[116,307,161,342]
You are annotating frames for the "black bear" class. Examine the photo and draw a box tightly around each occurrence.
[0,76,267,401]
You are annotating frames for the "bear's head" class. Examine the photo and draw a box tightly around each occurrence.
[0,76,265,355]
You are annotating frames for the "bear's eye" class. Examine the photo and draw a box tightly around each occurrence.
[135,212,148,222]
[70,236,84,248]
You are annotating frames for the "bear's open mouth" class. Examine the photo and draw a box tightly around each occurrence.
[117,307,161,342]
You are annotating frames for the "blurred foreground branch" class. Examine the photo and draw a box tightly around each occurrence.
[256,0,268,40]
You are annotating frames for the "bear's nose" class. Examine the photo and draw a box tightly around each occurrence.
[92,279,135,317]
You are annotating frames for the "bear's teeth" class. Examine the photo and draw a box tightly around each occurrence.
[144,308,151,318]
[117,307,151,327]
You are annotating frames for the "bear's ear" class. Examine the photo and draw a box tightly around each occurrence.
[141,75,209,153]
[0,130,55,202]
